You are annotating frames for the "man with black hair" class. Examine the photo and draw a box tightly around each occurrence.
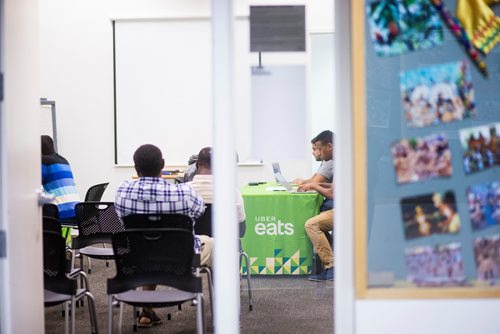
[296,130,335,211]
[188,147,246,223]
[115,144,211,328]
[293,130,334,185]
[41,135,80,222]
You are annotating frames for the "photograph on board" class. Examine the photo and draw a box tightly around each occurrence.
[400,61,476,128]
[400,190,461,239]
[405,242,466,286]
[391,133,452,184]
[367,0,443,57]
[460,122,500,175]
[467,181,500,230]
[473,234,500,285]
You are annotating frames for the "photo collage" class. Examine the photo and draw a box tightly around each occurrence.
[368,0,500,286]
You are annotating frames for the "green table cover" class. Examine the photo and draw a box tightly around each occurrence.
[241,183,322,275]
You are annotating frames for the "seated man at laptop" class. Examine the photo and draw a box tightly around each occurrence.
[296,130,334,211]
[299,182,334,281]
[115,144,211,328]
[293,130,334,186]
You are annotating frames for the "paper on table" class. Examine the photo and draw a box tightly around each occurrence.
[265,186,287,191]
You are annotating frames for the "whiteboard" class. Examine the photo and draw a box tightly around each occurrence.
[114,19,215,166]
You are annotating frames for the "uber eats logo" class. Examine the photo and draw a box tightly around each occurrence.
[254,216,294,236]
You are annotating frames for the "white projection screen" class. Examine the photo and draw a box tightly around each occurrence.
[114,19,213,166]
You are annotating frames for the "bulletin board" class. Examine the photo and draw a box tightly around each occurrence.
[354,0,500,298]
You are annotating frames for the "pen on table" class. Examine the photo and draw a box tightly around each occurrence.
[430,0,488,77]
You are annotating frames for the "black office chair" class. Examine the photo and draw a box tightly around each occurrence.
[122,213,194,230]
[72,202,124,274]
[194,204,213,237]
[43,230,99,334]
[43,216,63,235]
[43,203,59,219]
[84,182,109,202]
[122,213,212,320]
[107,228,206,333]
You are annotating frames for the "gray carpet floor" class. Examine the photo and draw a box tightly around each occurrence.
[45,259,334,333]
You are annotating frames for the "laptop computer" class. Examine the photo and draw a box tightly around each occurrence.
[272,162,315,193]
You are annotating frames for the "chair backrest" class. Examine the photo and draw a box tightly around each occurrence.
[43,203,59,219]
[107,229,202,295]
[73,202,124,249]
[194,204,213,237]
[122,213,194,231]
[43,216,63,235]
[43,230,76,295]
[84,182,109,202]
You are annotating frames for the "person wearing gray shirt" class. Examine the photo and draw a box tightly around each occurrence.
[296,130,334,211]
[294,130,334,185]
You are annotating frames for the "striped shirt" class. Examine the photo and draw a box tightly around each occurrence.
[42,153,80,220]
[115,177,205,252]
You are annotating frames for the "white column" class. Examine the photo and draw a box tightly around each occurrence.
[212,0,240,333]
[1,0,44,333]
[334,0,355,333]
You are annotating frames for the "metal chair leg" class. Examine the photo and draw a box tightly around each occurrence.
[195,294,205,334]
[85,291,99,334]
[241,251,253,311]
[202,267,214,319]
[64,302,69,334]
[71,296,76,334]
[107,295,114,334]
[118,302,123,334]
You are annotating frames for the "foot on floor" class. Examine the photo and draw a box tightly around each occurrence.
[308,267,334,282]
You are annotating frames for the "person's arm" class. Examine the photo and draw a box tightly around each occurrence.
[293,173,326,185]
[298,182,334,199]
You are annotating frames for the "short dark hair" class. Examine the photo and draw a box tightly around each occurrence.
[311,130,334,146]
[197,147,212,169]
[41,135,55,155]
[133,144,164,176]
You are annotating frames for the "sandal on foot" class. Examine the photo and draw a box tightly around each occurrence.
[138,310,162,328]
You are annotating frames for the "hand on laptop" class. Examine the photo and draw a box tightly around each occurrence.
[293,178,304,185]
[297,183,317,192]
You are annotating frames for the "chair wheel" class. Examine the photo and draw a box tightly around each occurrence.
[106,261,109,267]
[61,310,65,317]
[133,324,137,332]
[88,268,92,274]
[167,313,171,320]
[249,305,253,311]
[178,304,182,310]
[136,310,140,317]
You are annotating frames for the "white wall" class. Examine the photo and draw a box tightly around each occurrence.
[1,0,44,332]
[39,0,334,200]
[357,300,500,334]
